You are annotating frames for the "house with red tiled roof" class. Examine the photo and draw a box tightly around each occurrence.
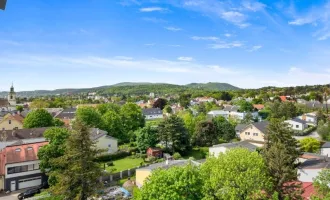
[0,113,24,131]
[253,104,265,110]
[280,96,287,102]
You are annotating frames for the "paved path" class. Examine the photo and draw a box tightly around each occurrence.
[0,193,18,200]
[294,131,321,141]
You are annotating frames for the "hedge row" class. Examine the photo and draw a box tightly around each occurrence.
[294,126,317,136]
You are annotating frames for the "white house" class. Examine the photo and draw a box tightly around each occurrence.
[230,111,259,120]
[321,142,330,157]
[297,113,317,126]
[142,108,163,120]
[207,110,229,119]
[90,128,118,153]
[285,118,308,131]
[298,158,330,182]
[209,141,257,157]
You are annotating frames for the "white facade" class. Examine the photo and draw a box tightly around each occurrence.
[297,113,317,126]
[321,147,330,157]
[230,111,259,120]
[298,168,323,182]
[95,135,118,153]
[207,110,229,119]
[209,146,227,157]
[285,120,308,131]
[145,114,163,120]
[5,160,41,179]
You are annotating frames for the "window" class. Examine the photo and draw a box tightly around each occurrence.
[28,164,33,171]
[34,163,39,170]
[14,127,18,130]
[253,133,258,136]
[108,144,111,147]
[8,120,11,124]
[15,148,21,152]
[2,128,4,131]
[27,147,33,151]
[296,125,299,128]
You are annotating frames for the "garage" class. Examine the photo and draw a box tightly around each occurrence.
[18,177,41,189]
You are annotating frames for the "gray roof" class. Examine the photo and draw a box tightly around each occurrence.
[142,108,162,115]
[210,141,258,152]
[55,108,76,119]
[136,160,200,171]
[322,142,330,148]
[89,128,117,141]
[252,121,269,133]
[299,158,330,169]
[235,124,248,132]
[290,118,307,124]
[223,105,239,112]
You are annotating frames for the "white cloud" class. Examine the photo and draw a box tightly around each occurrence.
[224,33,232,37]
[209,41,244,49]
[221,11,248,27]
[191,36,219,41]
[168,44,181,47]
[142,17,167,23]
[165,27,182,31]
[140,7,166,12]
[177,57,194,61]
[247,45,262,52]
[241,1,265,12]
[114,56,133,60]
[144,43,155,46]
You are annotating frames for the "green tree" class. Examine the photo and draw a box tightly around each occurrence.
[299,137,321,153]
[236,100,254,112]
[23,109,54,128]
[121,103,145,132]
[192,120,217,147]
[163,105,172,114]
[212,116,236,141]
[158,115,190,154]
[76,107,104,129]
[317,120,330,141]
[135,125,159,153]
[16,105,24,112]
[30,99,50,109]
[312,169,330,199]
[241,112,254,124]
[263,119,302,200]
[96,103,120,115]
[179,94,191,108]
[53,118,65,127]
[252,98,263,104]
[102,110,125,142]
[136,163,203,200]
[201,148,272,200]
[38,128,70,186]
[51,120,103,200]
[153,98,168,110]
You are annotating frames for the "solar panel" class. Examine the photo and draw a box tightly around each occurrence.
[0,0,7,10]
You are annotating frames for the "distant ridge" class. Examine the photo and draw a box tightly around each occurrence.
[0,82,240,97]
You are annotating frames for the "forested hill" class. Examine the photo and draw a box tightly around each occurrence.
[0,82,240,97]
[185,82,241,91]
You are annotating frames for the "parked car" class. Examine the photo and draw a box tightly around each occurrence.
[17,188,40,200]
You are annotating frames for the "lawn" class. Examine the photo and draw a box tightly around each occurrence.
[183,148,208,160]
[103,157,144,173]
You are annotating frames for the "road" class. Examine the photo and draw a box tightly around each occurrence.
[0,193,18,200]
[293,131,321,141]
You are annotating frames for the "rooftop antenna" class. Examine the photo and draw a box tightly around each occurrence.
[0,0,7,10]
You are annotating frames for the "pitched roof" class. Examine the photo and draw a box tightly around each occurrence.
[299,158,330,169]
[322,142,330,148]
[288,118,308,124]
[0,99,9,107]
[280,96,287,102]
[235,124,248,132]
[210,141,258,152]
[253,104,264,110]
[55,108,76,119]
[142,108,162,115]
[0,127,48,142]
[252,121,269,133]
[223,105,239,112]
[5,142,48,164]
[1,113,24,124]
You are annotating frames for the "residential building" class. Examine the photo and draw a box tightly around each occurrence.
[142,108,163,120]
[321,142,330,157]
[195,97,215,103]
[90,128,118,153]
[285,118,308,131]
[135,160,202,187]
[0,113,24,131]
[146,147,162,158]
[209,141,258,157]
[235,124,248,137]
[298,158,330,182]
[207,110,229,119]
[298,113,317,126]
[238,121,269,146]
[230,111,259,120]
[253,104,264,111]
[55,108,76,126]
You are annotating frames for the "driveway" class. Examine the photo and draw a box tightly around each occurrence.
[0,193,18,200]
[294,131,321,141]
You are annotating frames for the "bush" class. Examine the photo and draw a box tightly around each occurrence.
[94,151,130,162]
[107,161,114,166]
[172,152,182,160]
[294,126,317,136]
[200,147,209,158]
[145,156,156,163]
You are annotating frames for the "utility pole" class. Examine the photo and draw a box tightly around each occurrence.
[0,0,7,10]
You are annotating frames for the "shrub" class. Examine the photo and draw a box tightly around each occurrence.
[94,151,130,162]
[145,156,156,163]
[107,161,114,166]
[172,152,182,160]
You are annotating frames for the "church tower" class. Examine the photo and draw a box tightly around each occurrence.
[8,83,16,106]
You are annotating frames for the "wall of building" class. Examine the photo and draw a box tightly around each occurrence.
[5,173,47,191]
[5,160,41,179]
[135,170,151,188]
[95,135,118,153]
[209,147,227,157]
[298,168,323,182]
[285,120,307,131]
[239,125,265,142]
[0,119,23,131]
[321,148,330,157]
[145,114,163,120]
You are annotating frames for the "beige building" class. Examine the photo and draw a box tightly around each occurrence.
[237,121,269,147]
[0,113,24,131]
[90,128,118,153]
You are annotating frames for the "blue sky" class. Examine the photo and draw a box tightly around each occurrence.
[1,0,330,91]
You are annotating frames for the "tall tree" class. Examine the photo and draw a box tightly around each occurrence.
[212,116,236,141]
[75,107,104,129]
[96,103,121,115]
[121,103,145,132]
[312,169,330,199]
[30,99,50,109]
[51,120,103,200]
[38,127,71,186]
[201,148,272,200]
[241,112,255,124]
[158,115,190,154]
[179,94,191,108]
[136,163,203,200]
[102,110,125,142]
[192,120,218,147]
[262,119,302,200]
[236,100,254,112]
[135,125,159,153]
[24,109,54,128]
[163,105,172,114]
[317,120,330,141]
[153,98,168,110]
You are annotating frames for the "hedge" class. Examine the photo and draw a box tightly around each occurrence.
[293,126,317,136]
[95,151,130,162]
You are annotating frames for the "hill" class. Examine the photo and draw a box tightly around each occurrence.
[185,82,240,91]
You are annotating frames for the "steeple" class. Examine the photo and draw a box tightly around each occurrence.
[10,82,14,93]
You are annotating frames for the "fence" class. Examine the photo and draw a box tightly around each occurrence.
[100,164,149,183]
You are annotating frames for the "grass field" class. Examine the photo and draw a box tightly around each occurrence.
[183,148,207,160]
[103,157,144,173]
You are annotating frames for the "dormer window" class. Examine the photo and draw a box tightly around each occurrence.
[15,148,21,152]
[8,120,11,124]
[27,147,33,151]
